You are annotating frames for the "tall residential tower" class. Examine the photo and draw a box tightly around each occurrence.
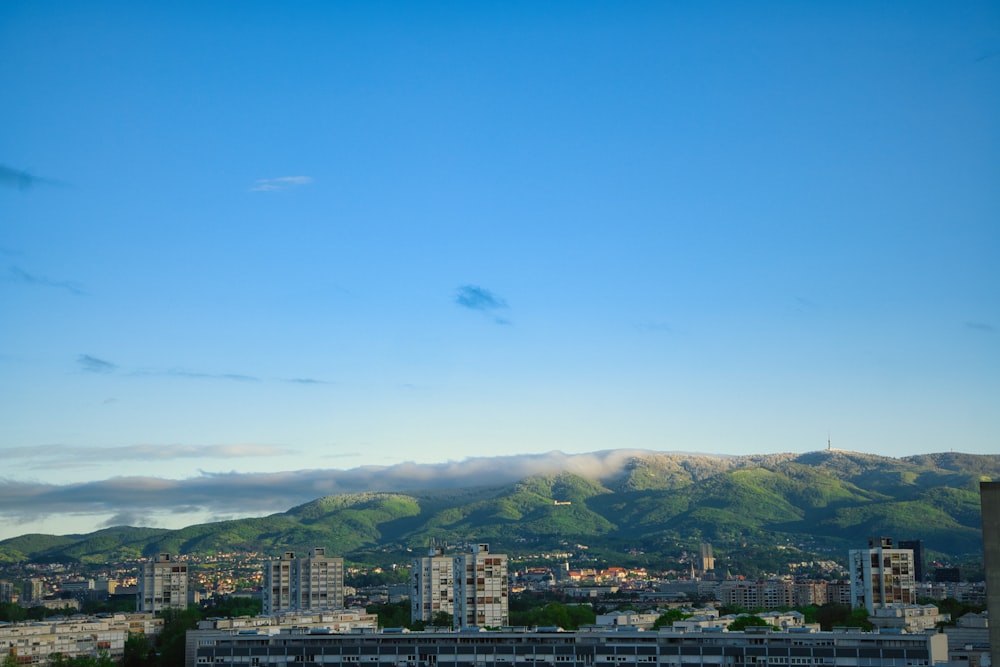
[411,545,455,624]
[263,547,344,615]
[848,537,916,613]
[453,543,508,629]
[137,553,188,613]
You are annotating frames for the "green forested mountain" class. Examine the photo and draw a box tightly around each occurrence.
[1,450,994,565]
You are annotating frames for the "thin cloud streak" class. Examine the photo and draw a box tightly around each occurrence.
[159,369,260,382]
[75,356,330,384]
[10,266,85,295]
[1,443,296,463]
[77,354,117,373]
[249,176,313,192]
[0,165,66,190]
[966,321,995,333]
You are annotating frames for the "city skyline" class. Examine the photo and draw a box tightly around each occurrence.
[1,2,998,539]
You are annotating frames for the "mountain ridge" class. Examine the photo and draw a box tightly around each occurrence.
[1,449,994,566]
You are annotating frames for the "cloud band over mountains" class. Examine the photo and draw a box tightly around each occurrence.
[0,450,662,532]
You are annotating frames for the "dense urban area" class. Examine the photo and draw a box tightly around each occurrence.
[0,528,994,667]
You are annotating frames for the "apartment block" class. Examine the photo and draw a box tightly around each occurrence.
[137,553,189,613]
[263,547,344,615]
[0,613,160,664]
[719,579,794,610]
[0,580,13,603]
[848,537,916,613]
[453,543,508,629]
[411,545,455,624]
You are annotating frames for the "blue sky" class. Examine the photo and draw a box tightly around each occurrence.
[1,1,998,539]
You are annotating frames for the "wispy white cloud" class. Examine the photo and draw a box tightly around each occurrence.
[249,176,313,192]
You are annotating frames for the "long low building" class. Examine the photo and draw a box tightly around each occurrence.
[0,613,161,664]
[186,626,948,667]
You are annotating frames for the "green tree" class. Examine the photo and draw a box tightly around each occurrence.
[509,602,595,630]
[155,606,203,667]
[81,598,138,615]
[48,653,112,667]
[123,632,155,667]
[844,608,873,631]
[652,609,690,630]
[367,600,411,629]
[430,611,453,627]
[202,597,262,618]
[926,597,985,623]
[813,603,851,630]
[0,602,26,623]
[800,604,819,626]
[728,615,771,632]
[565,604,596,629]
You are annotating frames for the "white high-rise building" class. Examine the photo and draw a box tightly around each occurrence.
[849,537,916,613]
[263,547,344,615]
[137,553,188,612]
[411,545,455,624]
[453,543,508,629]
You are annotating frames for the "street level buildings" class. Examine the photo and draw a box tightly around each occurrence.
[1,613,161,665]
[263,547,345,615]
[186,626,948,667]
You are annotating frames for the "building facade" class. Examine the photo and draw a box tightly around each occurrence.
[897,540,925,584]
[411,545,456,624]
[187,626,948,667]
[453,543,508,629]
[137,553,189,613]
[848,537,916,613]
[22,578,44,604]
[0,613,160,664]
[979,481,1000,667]
[0,580,13,604]
[263,547,345,615]
[698,543,715,573]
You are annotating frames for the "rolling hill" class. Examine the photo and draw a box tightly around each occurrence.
[0,450,994,567]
